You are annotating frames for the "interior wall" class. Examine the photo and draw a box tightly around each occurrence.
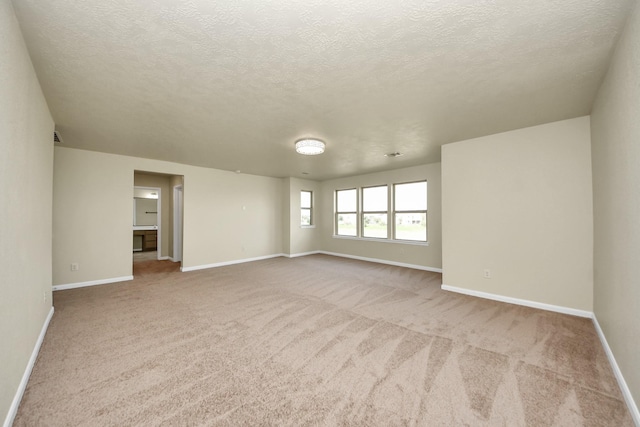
[134,172,171,257]
[281,178,291,255]
[53,147,283,285]
[319,164,442,269]
[0,0,54,421]
[183,166,282,268]
[441,117,593,311]
[591,1,640,411]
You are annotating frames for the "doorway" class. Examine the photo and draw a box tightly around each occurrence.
[173,185,183,263]
[133,172,184,276]
[133,186,161,260]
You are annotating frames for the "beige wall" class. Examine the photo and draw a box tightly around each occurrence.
[134,198,158,226]
[134,172,171,257]
[319,164,442,269]
[591,1,640,411]
[282,178,292,255]
[442,117,593,310]
[284,177,321,255]
[0,0,54,422]
[183,166,282,267]
[53,147,283,285]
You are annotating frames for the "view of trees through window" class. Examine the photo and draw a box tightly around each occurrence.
[301,190,312,226]
[336,189,357,236]
[335,181,427,242]
[362,185,388,238]
[394,181,427,241]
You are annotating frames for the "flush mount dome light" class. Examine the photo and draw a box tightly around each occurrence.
[295,138,325,155]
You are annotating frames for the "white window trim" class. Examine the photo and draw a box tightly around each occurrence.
[332,234,429,246]
[301,190,313,226]
[393,180,428,243]
[335,188,358,237]
[332,181,428,244]
[361,184,389,240]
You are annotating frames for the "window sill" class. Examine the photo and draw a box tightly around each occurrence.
[332,235,429,246]
[300,225,316,229]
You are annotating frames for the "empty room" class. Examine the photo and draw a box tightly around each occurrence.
[2,0,639,425]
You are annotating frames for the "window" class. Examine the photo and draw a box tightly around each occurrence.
[336,188,357,236]
[362,185,388,238]
[333,181,428,243]
[394,181,427,241]
[301,190,312,226]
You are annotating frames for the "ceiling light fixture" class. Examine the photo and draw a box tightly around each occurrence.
[295,138,325,155]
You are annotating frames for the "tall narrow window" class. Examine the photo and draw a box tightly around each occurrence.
[335,189,357,236]
[362,185,388,238]
[301,190,312,226]
[394,181,427,241]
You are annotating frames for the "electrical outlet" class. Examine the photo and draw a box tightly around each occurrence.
[43,291,47,303]
[483,269,491,279]
[70,263,79,271]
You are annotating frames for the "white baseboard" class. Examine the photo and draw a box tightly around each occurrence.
[318,251,443,273]
[440,284,593,318]
[3,306,54,427]
[158,256,170,261]
[181,251,442,274]
[440,284,639,421]
[283,251,321,258]
[592,315,640,425]
[52,275,134,291]
[181,253,286,272]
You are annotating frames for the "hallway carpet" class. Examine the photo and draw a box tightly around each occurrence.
[15,255,632,425]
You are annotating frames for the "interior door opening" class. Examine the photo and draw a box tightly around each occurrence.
[133,185,161,259]
[173,184,183,263]
[133,171,184,275]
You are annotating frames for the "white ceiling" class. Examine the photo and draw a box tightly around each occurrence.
[12,0,634,180]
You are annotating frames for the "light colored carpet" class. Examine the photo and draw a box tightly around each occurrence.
[133,250,159,262]
[15,255,632,425]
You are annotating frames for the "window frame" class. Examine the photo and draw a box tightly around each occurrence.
[300,190,313,227]
[392,180,428,242]
[361,184,389,239]
[332,181,428,245]
[335,188,358,236]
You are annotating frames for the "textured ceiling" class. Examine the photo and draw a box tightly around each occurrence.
[12,0,634,180]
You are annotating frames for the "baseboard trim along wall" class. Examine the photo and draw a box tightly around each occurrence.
[181,254,285,272]
[592,315,640,425]
[52,275,134,291]
[441,284,639,421]
[3,307,54,427]
[182,252,443,274]
[283,251,321,258]
[319,251,443,273]
[440,284,593,318]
